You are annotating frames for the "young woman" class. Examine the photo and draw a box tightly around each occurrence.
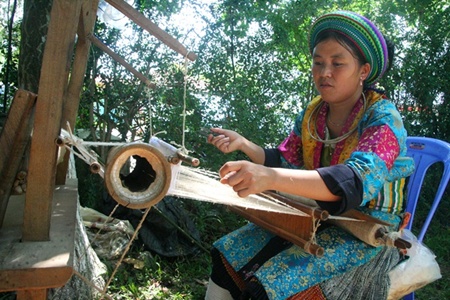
[205,11,414,300]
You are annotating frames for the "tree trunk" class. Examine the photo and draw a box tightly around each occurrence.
[18,0,53,93]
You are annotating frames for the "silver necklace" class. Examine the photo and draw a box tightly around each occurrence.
[327,114,344,127]
[307,93,367,145]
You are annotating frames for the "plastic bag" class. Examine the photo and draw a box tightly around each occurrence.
[80,206,135,259]
[97,0,128,30]
[387,229,442,300]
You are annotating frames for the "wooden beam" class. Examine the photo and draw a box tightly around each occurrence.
[23,0,83,241]
[89,35,156,88]
[0,90,37,228]
[56,0,100,185]
[105,0,197,61]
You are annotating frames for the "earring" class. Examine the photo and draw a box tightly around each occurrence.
[360,77,364,86]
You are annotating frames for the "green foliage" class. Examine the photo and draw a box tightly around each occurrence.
[0,1,21,112]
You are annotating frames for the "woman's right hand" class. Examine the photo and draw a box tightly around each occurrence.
[207,128,246,154]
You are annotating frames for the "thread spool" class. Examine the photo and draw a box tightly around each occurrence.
[104,142,172,209]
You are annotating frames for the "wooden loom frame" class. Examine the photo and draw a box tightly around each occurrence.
[0,0,197,298]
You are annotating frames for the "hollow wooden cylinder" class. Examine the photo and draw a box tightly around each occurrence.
[104,142,171,209]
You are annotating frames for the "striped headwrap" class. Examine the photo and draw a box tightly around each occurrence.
[309,11,389,87]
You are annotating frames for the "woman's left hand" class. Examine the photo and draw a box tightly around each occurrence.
[219,160,274,198]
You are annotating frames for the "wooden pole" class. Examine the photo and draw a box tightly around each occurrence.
[23,0,83,241]
[229,206,324,257]
[89,35,156,88]
[104,0,197,61]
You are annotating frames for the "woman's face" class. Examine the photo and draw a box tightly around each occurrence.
[312,39,370,105]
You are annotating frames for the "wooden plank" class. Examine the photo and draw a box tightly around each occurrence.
[16,289,47,300]
[56,0,100,185]
[0,90,37,228]
[23,0,83,241]
[105,0,197,61]
[0,179,78,292]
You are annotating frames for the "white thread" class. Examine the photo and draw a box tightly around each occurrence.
[168,166,309,216]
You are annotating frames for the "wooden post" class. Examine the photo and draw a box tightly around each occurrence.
[55,0,100,185]
[23,0,83,241]
[16,289,48,300]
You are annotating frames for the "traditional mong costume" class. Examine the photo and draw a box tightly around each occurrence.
[210,89,414,300]
[207,10,415,300]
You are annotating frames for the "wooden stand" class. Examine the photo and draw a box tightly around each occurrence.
[0,180,78,299]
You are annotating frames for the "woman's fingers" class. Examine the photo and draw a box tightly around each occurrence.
[219,161,258,197]
[214,136,230,149]
[219,162,239,182]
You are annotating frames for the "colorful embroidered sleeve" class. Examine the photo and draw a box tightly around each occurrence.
[346,100,414,206]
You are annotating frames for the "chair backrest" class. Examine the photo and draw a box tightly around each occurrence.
[404,136,450,242]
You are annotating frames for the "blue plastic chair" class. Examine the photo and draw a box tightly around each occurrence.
[402,136,450,300]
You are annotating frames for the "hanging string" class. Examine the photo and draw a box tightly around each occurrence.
[310,215,321,246]
[181,51,190,151]
[103,205,153,293]
[73,270,113,300]
[145,86,153,142]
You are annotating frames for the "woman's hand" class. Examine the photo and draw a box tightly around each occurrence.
[219,161,274,198]
[219,161,341,201]
[207,128,246,154]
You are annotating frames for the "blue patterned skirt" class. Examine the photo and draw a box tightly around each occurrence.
[212,209,402,300]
